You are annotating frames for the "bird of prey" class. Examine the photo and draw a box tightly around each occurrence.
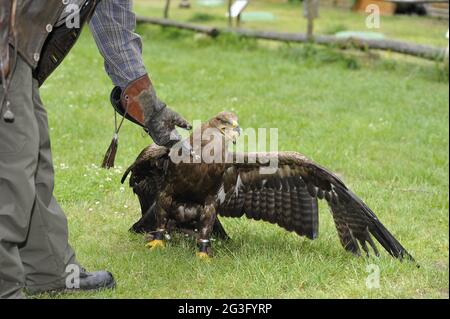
[121,111,414,261]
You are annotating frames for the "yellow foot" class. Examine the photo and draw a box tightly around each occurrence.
[196,252,211,260]
[146,239,165,250]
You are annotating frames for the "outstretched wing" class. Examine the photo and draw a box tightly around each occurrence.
[219,152,414,261]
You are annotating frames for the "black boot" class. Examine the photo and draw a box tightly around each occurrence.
[26,268,116,295]
[71,269,116,291]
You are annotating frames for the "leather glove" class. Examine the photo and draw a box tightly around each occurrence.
[112,74,192,147]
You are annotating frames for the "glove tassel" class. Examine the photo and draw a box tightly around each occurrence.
[102,104,127,169]
[101,133,118,169]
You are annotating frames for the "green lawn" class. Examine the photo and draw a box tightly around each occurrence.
[33,6,448,298]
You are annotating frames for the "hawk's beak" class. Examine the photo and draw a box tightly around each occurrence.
[231,122,241,145]
[232,121,241,134]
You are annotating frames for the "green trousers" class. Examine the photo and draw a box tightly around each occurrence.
[0,56,78,298]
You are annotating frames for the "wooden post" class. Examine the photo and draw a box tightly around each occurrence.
[228,0,232,28]
[306,0,315,40]
[164,0,171,19]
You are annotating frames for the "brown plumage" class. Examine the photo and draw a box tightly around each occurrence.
[122,111,414,261]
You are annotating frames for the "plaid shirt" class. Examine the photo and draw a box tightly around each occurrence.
[88,0,147,89]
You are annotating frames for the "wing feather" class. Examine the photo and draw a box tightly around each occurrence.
[121,144,170,233]
[219,159,319,240]
[219,151,413,261]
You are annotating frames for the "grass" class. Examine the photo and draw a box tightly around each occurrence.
[32,5,448,299]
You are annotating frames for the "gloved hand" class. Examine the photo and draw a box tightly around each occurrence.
[113,74,192,148]
[139,85,192,147]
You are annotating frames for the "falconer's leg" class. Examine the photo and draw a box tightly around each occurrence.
[1,61,115,297]
[0,56,37,299]
[146,202,168,250]
[0,57,78,298]
[19,79,79,294]
[196,200,217,259]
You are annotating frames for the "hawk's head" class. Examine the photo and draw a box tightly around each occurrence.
[209,111,241,144]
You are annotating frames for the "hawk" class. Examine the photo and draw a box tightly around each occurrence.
[121,111,414,261]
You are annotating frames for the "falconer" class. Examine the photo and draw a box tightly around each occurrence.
[0,0,190,299]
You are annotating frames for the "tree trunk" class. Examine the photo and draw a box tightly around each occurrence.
[164,0,171,19]
[228,0,232,28]
[306,0,314,40]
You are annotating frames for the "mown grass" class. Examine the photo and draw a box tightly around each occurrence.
[32,11,448,299]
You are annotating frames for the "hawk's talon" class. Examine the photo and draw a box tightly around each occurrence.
[146,239,165,250]
[196,252,211,260]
